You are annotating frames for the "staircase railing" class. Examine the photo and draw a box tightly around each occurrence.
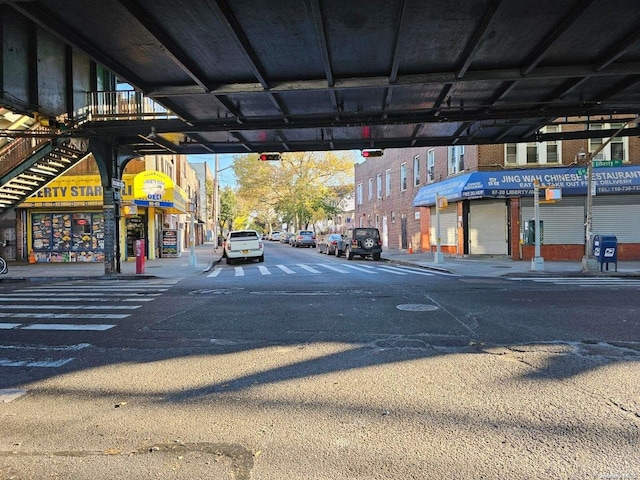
[0,127,51,179]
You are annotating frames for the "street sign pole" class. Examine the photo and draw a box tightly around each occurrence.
[531,180,544,271]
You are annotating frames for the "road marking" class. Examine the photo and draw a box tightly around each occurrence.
[0,343,91,351]
[0,313,129,320]
[317,264,349,273]
[21,324,116,331]
[297,264,321,273]
[341,264,379,274]
[0,305,141,310]
[0,297,153,303]
[276,264,295,274]
[383,265,434,276]
[207,269,222,278]
[0,358,75,368]
[258,266,271,275]
[8,292,161,297]
[0,323,22,329]
[234,266,245,277]
[375,266,408,275]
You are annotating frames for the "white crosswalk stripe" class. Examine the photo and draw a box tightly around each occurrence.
[1,280,176,368]
[207,263,447,278]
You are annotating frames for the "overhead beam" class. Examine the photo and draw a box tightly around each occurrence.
[117,0,211,91]
[520,0,596,76]
[594,26,640,71]
[456,0,502,79]
[147,62,640,98]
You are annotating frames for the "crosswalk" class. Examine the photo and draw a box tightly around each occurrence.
[508,277,640,288]
[0,279,177,369]
[207,263,453,278]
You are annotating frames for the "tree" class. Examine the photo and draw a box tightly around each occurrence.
[233,151,354,231]
[218,186,237,234]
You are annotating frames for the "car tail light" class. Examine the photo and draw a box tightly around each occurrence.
[259,241,263,249]
[331,240,337,245]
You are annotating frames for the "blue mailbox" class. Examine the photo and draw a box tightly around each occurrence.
[593,234,618,272]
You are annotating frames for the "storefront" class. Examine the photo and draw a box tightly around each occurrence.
[413,166,640,261]
[20,171,188,262]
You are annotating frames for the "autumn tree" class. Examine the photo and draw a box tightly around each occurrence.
[233,151,354,232]
[218,186,238,233]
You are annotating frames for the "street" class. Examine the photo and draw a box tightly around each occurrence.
[1,242,639,479]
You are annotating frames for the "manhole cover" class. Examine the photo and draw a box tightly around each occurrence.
[396,304,438,312]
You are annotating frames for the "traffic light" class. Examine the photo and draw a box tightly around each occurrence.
[259,153,282,161]
[361,149,384,158]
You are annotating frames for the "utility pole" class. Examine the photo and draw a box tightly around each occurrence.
[188,194,197,266]
[531,180,544,271]
[434,194,444,264]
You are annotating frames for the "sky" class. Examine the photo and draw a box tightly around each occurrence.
[187,153,238,188]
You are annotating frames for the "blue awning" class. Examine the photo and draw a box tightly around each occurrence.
[413,166,640,207]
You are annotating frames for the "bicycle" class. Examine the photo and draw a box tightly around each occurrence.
[0,240,7,275]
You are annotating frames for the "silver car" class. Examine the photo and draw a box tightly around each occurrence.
[291,230,316,248]
[316,234,343,255]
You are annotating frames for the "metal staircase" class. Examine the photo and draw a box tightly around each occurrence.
[0,132,90,218]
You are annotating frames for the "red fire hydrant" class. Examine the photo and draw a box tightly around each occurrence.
[135,239,145,274]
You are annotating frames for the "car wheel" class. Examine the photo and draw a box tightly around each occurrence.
[226,257,234,265]
[362,237,375,249]
[346,248,354,260]
[334,248,341,257]
[372,252,381,261]
[258,255,264,262]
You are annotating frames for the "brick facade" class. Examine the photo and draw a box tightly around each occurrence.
[355,116,640,259]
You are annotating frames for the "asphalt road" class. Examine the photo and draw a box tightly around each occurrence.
[1,241,639,479]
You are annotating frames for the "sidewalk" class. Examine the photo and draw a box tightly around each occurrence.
[2,243,639,283]
[381,249,640,278]
[0,242,223,283]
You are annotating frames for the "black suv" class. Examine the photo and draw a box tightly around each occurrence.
[337,228,382,261]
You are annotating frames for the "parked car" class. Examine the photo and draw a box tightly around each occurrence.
[291,230,316,248]
[270,231,281,241]
[224,230,264,264]
[316,234,343,255]
[336,227,382,261]
[281,232,294,244]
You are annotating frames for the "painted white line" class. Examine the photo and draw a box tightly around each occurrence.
[0,297,145,303]
[0,358,75,368]
[317,264,349,273]
[0,343,91,351]
[258,266,271,275]
[234,266,245,277]
[0,323,22,329]
[21,286,170,291]
[383,265,434,276]
[0,313,129,320]
[376,266,408,275]
[340,264,379,274]
[22,324,116,331]
[0,305,140,310]
[276,265,295,274]
[297,264,321,273]
[207,269,223,278]
[9,292,161,297]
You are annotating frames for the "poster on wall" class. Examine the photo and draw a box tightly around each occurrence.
[31,212,105,262]
[161,229,179,258]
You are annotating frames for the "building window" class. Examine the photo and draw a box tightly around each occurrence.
[375,215,380,228]
[377,174,382,199]
[413,155,420,186]
[400,163,407,191]
[427,149,435,182]
[448,145,464,174]
[385,169,391,196]
[356,183,363,205]
[589,123,627,162]
[526,143,538,163]
[505,144,517,164]
[368,178,373,201]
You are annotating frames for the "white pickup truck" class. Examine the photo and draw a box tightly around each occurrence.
[224,230,264,264]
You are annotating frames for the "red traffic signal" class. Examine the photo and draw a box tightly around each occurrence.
[361,149,384,158]
[259,153,282,161]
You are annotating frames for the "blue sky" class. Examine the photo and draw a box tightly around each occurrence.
[187,153,238,188]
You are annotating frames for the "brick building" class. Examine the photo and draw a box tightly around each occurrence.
[355,118,640,261]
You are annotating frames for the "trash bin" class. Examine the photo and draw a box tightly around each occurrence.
[593,234,618,272]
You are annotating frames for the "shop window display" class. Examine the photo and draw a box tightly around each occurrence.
[31,212,105,262]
